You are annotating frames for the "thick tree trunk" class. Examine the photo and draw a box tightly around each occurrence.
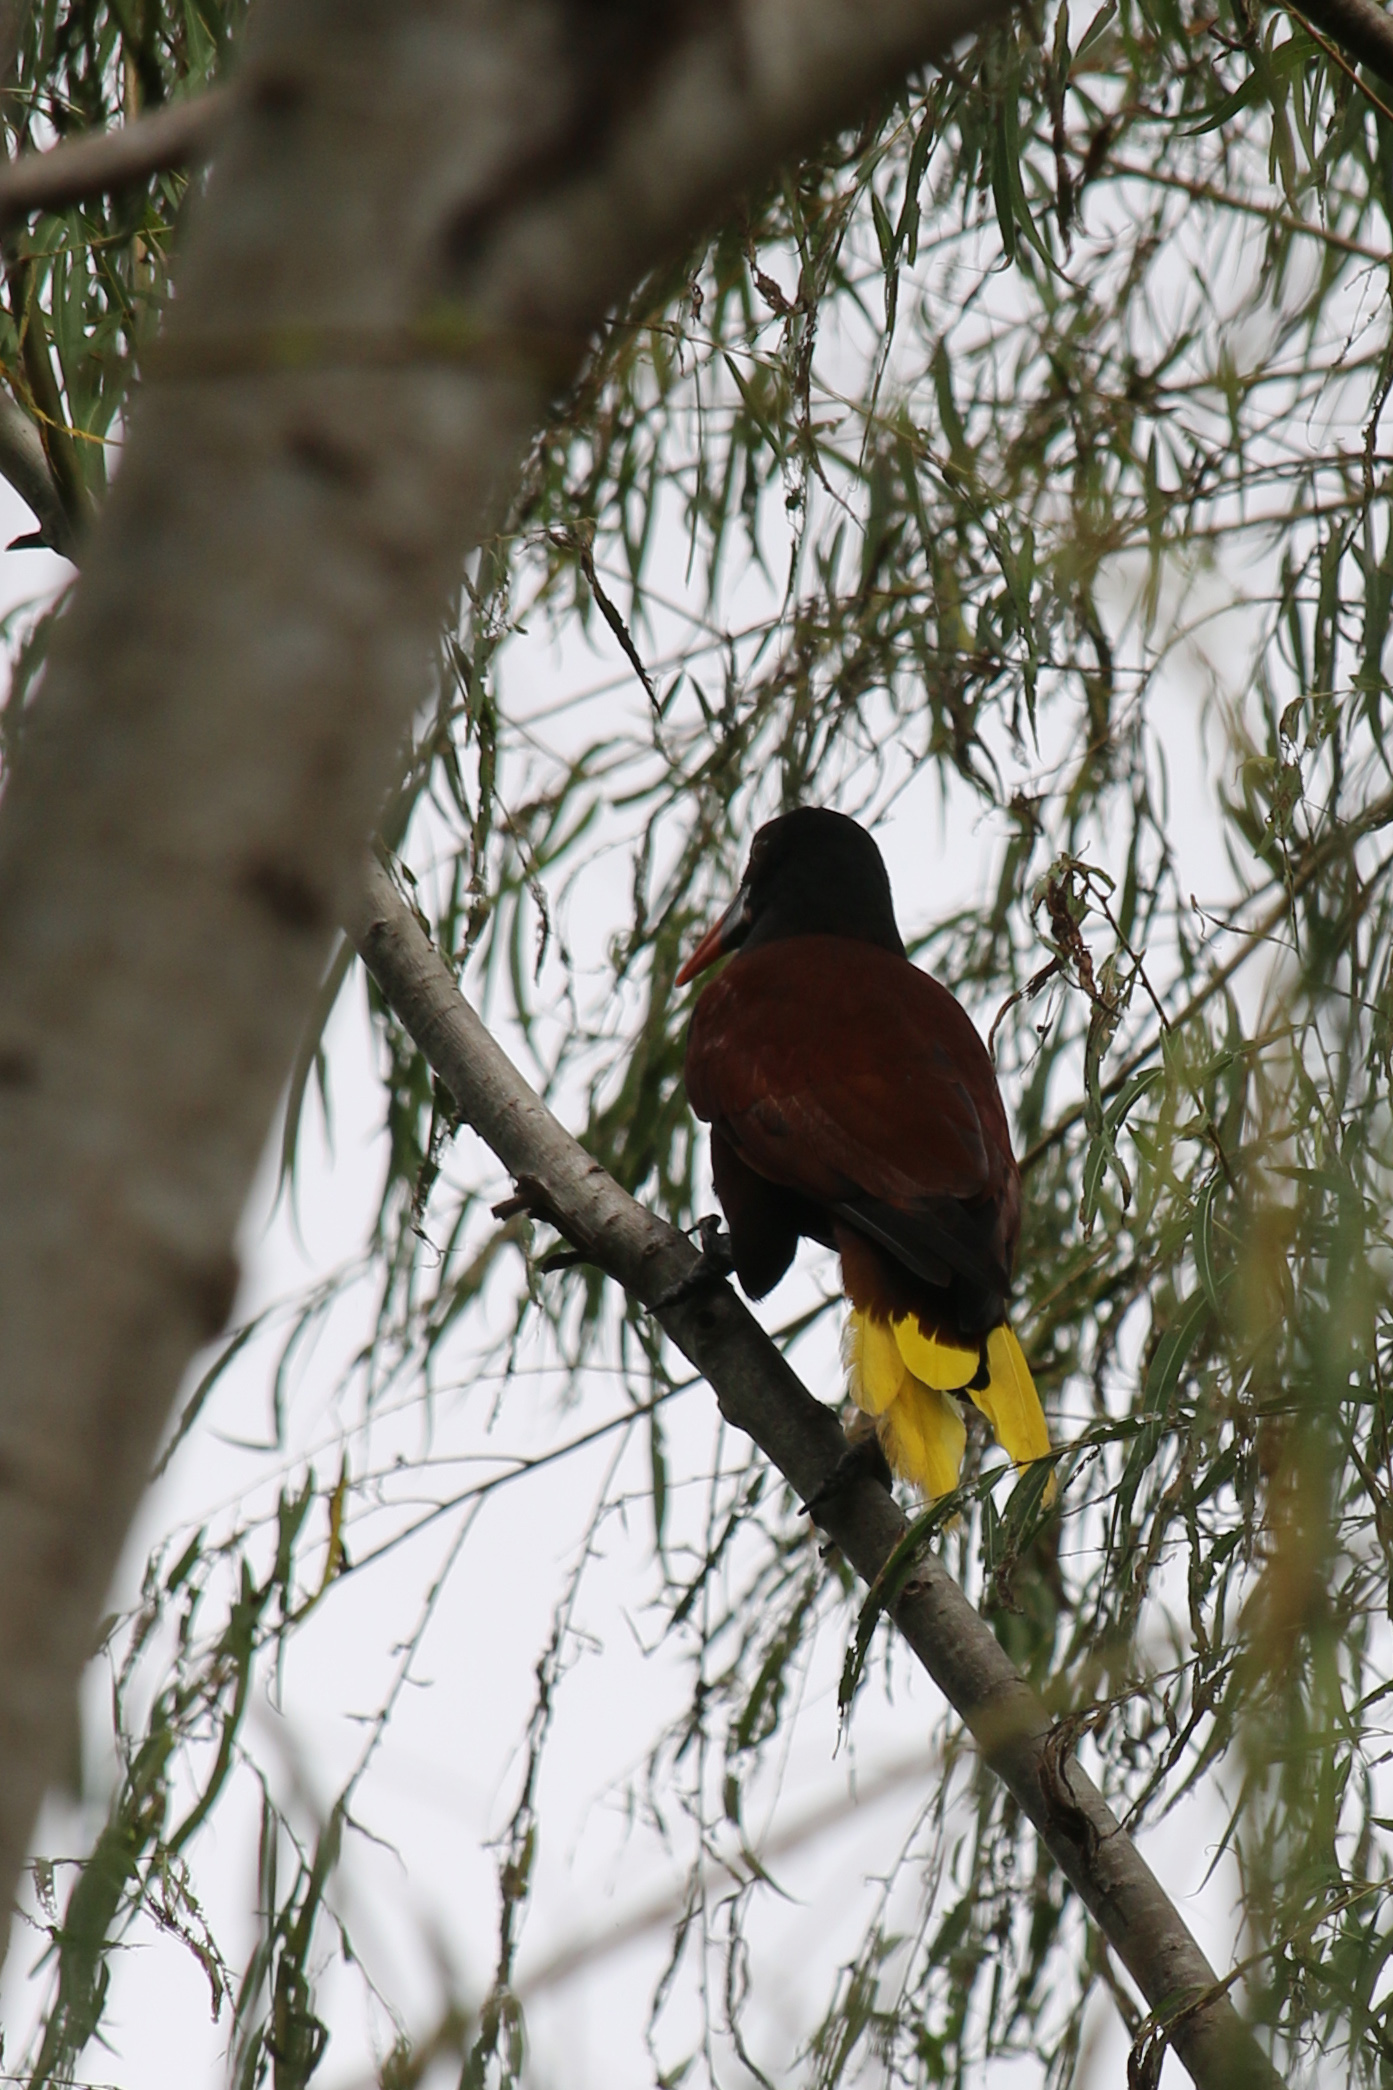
[0,0,1019,1977]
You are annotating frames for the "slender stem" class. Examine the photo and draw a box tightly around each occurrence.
[1102,154,1388,266]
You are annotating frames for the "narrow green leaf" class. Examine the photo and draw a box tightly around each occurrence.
[1194,1177,1224,1313]
[1144,1291,1213,1413]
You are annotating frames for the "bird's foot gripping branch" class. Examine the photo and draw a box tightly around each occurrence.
[651,1214,736,1307]
[349,853,1280,2090]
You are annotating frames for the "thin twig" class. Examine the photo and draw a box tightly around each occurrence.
[1103,154,1390,266]
[516,1748,940,1997]
[347,852,1279,2090]
[1021,787,1393,1173]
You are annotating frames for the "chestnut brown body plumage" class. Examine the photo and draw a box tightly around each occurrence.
[679,808,1051,1499]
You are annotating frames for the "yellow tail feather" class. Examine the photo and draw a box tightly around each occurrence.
[842,1311,965,1495]
[969,1325,1055,1500]
[841,1308,911,1417]
[844,1308,1054,1503]
[878,1379,967,1498]
[890,1314,979,1391]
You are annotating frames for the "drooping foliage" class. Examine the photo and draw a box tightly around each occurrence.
[8,1,1393,2085]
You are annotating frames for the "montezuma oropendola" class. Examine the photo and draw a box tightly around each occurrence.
[677,807,1052,1502]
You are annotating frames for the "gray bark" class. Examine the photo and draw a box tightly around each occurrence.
[0,0,1022,1980]
[350,858,1279,2090]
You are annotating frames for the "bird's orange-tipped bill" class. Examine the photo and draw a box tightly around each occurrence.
[676,887,753,986]
[968,1324,1055,1502]
[676,917,728,987]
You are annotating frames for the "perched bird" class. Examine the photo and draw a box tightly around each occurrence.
[677,807,1051,1502]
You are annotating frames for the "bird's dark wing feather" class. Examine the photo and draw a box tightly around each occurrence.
[832,1191,1007,1295]
[685,936,1019,1295]
[710,1127,808,1298]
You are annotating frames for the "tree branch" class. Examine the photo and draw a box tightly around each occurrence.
[349,855,1279,2090]
[0,85,229,230]
[1293,0,1393,79]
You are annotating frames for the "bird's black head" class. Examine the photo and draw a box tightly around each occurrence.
[677,807,906,984]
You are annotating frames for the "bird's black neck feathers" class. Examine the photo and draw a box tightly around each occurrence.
[737,808,907,960]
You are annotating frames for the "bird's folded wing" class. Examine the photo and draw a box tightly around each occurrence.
[685,938,1017,1291]
[832,1187,1008,1295]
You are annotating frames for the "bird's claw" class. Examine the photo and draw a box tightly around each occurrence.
[651,1216,735,1310]
[802,1431,895,1525]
